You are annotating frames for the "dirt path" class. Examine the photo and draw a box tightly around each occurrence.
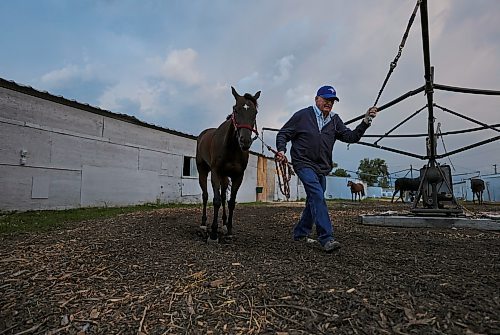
[1,201,499,334]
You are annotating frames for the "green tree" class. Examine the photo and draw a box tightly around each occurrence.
[378,176,390,188]
[357,158,389,186]
[332,168,351,177]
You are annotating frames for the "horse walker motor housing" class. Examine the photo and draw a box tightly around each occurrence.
[419,164,453,208]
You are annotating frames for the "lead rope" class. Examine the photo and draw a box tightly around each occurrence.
[373,0,422,106]
[255,133,294,200]
[275,156,293,200]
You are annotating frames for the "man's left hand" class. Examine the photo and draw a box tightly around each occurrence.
[364,107,378,125]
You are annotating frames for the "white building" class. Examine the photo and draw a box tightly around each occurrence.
[0,78,277,211]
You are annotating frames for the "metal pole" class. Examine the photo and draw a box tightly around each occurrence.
[374,105,427,145]
[434,83,500,96]
[261,128,264,154]
[345,85,425,125]
[420,0,436,164]
[416,0,439,210]
[435,135,500,158]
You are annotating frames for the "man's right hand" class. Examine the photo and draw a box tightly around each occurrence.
[275,151,287,163]
[363,106,378,125]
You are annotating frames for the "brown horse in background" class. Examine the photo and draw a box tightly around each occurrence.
[196,86,261,243]
[347,181,365,202]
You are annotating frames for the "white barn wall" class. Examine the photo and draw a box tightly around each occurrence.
[0,81,270,211]
[366,186,383,198]
[0,165,81,211]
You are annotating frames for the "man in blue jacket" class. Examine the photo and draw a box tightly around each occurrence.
[275,85,377,252]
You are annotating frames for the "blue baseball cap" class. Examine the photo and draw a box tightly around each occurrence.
[316,85,339,101]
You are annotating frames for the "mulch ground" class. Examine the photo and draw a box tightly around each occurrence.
[1,200,499,335]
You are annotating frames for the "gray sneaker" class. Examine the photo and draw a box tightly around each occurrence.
[294,236,318,244]
[323,239,341,252]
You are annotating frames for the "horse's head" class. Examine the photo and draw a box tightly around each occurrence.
[347,181,353,187]
[231,86,261,151]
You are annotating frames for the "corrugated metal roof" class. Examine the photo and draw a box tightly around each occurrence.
[0,77,197,140]
[0,77,271,158]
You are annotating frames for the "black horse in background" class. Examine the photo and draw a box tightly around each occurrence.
[391,177,421,203]
[196,87,261,243]
[471,178,485,204]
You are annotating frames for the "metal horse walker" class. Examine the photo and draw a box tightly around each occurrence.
[344,0,500,215]
[259,0,500,213]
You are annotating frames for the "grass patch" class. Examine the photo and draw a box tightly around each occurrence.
[0,203,198,235]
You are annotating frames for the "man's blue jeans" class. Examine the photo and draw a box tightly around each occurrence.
[294,167,334,246]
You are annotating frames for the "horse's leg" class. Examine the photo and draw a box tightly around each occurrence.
[209,174,222,242]
[391,189,398,203]
[197,166,209,229]
[226,175,243,238]
[220,176,229,234]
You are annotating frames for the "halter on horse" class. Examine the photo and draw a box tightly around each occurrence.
[196,86,261,243]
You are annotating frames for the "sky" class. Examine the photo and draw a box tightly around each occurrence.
[1,0,499,178]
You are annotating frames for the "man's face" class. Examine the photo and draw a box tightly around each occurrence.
[315,96,336,114]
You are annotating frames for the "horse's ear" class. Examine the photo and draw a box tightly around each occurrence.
[231,86,240,99]
[254,91,261,100]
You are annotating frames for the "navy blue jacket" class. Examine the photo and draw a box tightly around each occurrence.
[276,106,369,175]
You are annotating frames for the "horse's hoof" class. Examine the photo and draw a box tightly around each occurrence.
[199,225,207,231]
[207,237,219,244]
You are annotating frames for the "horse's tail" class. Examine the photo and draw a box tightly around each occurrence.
[361,186,365,197]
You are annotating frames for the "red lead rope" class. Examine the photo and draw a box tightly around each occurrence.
[258,137,295,200]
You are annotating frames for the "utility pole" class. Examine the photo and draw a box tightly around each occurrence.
[494,164,498,174]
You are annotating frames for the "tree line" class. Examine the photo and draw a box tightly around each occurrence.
[331,158,390,188]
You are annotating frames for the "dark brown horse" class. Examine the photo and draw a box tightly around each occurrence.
[196,86,261,242]
[471,178,485,204]
[391,177,421,203]
[347,181,365,202]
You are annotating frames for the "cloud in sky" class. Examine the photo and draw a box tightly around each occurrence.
[0,0,498,175]
[160,48,203,86]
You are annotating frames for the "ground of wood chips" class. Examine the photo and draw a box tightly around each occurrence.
[1,200,499,334]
